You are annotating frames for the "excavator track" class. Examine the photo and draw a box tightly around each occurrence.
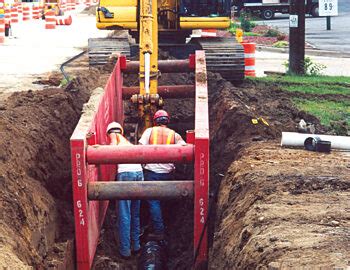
[88,37,131,65]
[195,37,245,83]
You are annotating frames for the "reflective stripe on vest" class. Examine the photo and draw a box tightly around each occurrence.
[150,126,175,145]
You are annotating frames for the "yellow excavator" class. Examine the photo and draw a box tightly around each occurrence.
[91,0,244,129]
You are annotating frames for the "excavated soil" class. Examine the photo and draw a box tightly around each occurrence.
[0,56,349,270]
[0,66,109,269]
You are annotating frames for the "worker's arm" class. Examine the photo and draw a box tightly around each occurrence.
[138,128,152,145]
[175,133,186,146]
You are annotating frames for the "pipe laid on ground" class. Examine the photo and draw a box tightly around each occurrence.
[87,145,194,164]
[122,85,195,99]
[88,181,194,200]
[281,132,350,150]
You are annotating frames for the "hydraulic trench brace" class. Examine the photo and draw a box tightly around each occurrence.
[70,51,209,270]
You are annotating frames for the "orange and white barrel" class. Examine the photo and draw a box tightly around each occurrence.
[10,6,18,23]
[56,14,72,25]
[45,9,56,29]
[17,2,22,14]
[201,29,217,38]
[5,7,11,23]
[0,16,5,44]
[22,6,30,21]
[242,42,256,77]
[32,5,39,19]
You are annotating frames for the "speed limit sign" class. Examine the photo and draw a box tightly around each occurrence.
[319,0,338,16]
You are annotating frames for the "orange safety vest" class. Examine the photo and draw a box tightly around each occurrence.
[149,126,175,145]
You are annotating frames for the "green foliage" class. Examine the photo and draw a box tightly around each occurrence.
[273,41,288,48]
[239,12,256,32]
[264,28,279,37]
[283,57,327,76]
[304,57,327,76]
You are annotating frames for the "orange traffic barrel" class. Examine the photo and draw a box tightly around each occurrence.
[32,5,40,19]
[10,6,18,23]
[22,6,30,21]
[17,2,22,14]
[241,42,256,77]
[0,17,5,44]
[56,14,72,25]
[45,9,56,29]
[5,7,11,23]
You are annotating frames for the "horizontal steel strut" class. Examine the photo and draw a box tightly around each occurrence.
[122,85,195,99]
[122,59,194,73]
[88,181,194,200]
[86,145,194,164]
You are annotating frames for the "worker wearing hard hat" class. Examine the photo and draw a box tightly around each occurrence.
[139,110,186,237]
[106,122,143,259]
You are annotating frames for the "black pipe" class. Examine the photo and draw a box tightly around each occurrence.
[138,241,167,270]
[60,50,87,84]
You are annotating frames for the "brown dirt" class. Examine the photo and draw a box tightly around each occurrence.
[210,143,350,269]
[0,55,349,270]
[0,67,108,269]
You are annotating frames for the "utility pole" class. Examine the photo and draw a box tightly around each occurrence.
[289,0,306,75]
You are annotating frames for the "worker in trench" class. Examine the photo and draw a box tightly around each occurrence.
[107,122,144,259]
[139,110,186,239]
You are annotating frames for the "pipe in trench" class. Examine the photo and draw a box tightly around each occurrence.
[281,132,350,150]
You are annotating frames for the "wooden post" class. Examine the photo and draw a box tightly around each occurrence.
[289,0,306,75]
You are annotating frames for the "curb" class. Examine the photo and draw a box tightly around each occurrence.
[256,45,350,58]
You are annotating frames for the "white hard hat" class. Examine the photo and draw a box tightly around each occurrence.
[106,122,124,135]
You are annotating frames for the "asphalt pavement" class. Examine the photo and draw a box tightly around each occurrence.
[256,0,350,52]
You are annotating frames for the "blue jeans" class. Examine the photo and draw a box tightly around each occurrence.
[117,171,144,257]
[144,170,173,234]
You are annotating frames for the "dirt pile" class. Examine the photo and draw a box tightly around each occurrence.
[210,143,350,269]
[0,69,105,269]
[207,75,350,268]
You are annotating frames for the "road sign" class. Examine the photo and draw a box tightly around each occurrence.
[289,15,298,28]
[319,0,338,16]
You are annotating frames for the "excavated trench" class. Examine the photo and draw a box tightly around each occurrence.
[0,61,349,269]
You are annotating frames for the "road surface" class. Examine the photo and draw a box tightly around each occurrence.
[0,6,111,100]
[256,0,350,52]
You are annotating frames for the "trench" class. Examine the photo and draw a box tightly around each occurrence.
[1,60,349,269]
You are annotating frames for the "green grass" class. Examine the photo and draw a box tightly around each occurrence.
[284,85,350,95]
[293,98,350,127]
[255,75,350,85]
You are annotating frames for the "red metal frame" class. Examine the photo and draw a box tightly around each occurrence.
[194,50,210,269]
[70,58,124,270]
[71,52,209,269]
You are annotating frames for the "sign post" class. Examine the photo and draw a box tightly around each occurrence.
[289,0,305,75]
[319,0,338,31]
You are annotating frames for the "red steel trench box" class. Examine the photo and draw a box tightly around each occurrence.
[70,50,210,270]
